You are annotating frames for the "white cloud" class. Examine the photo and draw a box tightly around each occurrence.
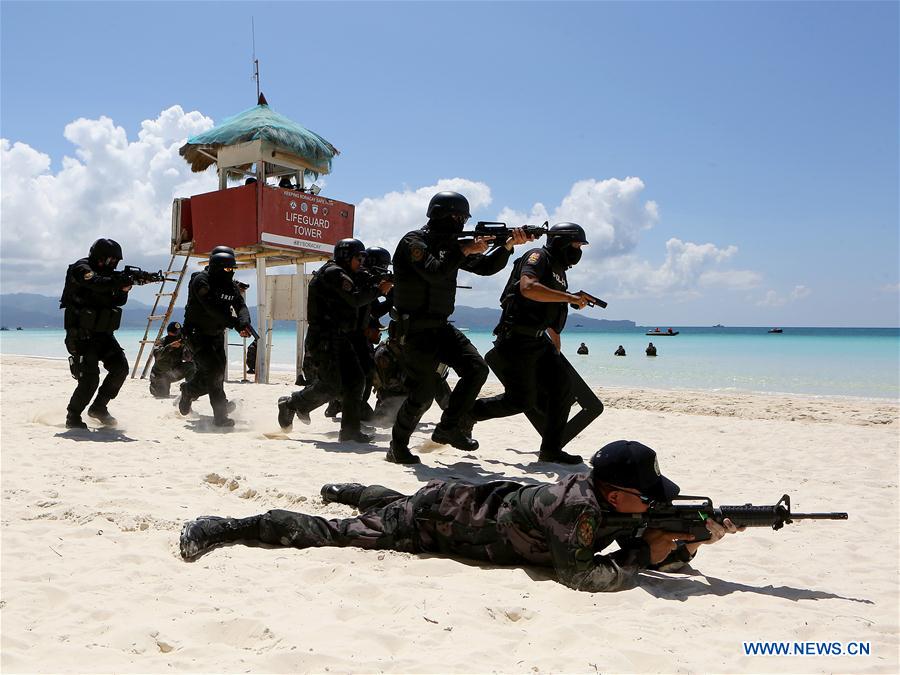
[497,177,659,259]
[879,282,899,293]
[354,178,492,251]
[1,108,760,315]
[756,284,812,307]
[1,106,216,295]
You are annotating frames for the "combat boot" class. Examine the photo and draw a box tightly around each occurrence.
[87,404,117,426]
[179,515,261,561]
[385,442,420,465]
[225,400,237,414]
[538,449,584,465]
[324,400,341,418]
[320,482,366,507]
[277,396,295,429]
[65,414,88,430]
[339,429,375,444]
[178,385,192,415]
[431,424,479,451]
[213,416,235,428]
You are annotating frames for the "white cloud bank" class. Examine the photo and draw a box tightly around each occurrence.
[2,106,760,310]
[1,106,216,294]
[756,284,812,307]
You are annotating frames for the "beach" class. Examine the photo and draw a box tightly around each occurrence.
[1,354,898,673]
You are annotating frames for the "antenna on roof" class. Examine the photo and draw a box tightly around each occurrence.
[251,17,260,101]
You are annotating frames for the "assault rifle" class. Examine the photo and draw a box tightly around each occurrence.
[602,494,847,542]
[457,221,550,241]
[569,291,607,310]
[115,265,165,286]
[360,266,393,285]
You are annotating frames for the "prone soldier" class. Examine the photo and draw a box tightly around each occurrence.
[149,321,196,397]
[276,238,392,443]
[178,248,253,427]
[470,222,594,464]
[179,440,744,592]
[60,238,132,428]
[387,191,530,464]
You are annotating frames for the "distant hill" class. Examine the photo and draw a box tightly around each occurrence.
[447,305,635,331]
[0,293,635,332]
[0,293,157,329]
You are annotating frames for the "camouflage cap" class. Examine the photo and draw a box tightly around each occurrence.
[590,440,680,502]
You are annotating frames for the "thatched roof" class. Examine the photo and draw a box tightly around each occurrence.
[179,95,339,176]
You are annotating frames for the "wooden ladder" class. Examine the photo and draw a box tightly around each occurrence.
[130,248,193,379]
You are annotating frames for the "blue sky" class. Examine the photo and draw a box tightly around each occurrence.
[1,1,897,326]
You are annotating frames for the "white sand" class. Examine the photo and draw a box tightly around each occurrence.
[1,354,897,673]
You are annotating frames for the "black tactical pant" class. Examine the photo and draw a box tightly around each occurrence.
[392,323,488,448]
[471,334,573,456]
[149,362,196,398]
[65,330,128,416]
[288,333,365,433]
[181,331,228,419]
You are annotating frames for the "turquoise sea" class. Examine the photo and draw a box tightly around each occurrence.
[2,326,898,400]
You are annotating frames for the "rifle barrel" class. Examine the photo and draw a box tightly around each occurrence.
[791,512,849,520]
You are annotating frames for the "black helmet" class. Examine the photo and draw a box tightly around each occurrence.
[426,191,471,220]
[547,223,587,267]
[89,238,123,267]
[547,222,589,246]
[364,246,392,270]
[210,245,235,257]
[209,251,237,270]
[166,321,182,334]
[334,238,366,267]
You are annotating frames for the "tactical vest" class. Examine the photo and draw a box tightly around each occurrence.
[498,247,568,332]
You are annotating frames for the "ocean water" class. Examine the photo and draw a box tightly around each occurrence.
[2,326,897,400]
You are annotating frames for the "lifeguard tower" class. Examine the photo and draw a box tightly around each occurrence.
[131,94,354,383]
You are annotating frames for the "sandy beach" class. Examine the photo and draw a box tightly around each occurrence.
[1,353,897,674]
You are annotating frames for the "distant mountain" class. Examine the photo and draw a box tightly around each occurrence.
[0,293,157,329]
[0,293,636,332]
[448,305,635,331]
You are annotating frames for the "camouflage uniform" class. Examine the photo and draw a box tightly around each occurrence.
[149,334,195,397]
[254,473,692,592]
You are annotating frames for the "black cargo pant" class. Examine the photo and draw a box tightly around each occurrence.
[287,332,365,433]
[392,322,488,448]
[471,334,573,456]
[181,330,228,419]
[65,330,128,416]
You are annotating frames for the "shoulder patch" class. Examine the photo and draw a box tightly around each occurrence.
[575,511,596,548]
[197,286,209,297]
[342,278,353,292]
[526,251,541,265]
[410,244,426,262]
[83,271,94,280]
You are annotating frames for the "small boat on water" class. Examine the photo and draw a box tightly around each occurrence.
[768,328,783,334]
[646,328,679,336]
[712,324,725,328]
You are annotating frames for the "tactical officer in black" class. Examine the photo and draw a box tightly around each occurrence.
[470,223,593,464]
[178,249,252,427]
[277,239,392,443]
[60,238,132,428]
[323,245,394,421]
[149,321,196,398]
[387,191,529,464]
